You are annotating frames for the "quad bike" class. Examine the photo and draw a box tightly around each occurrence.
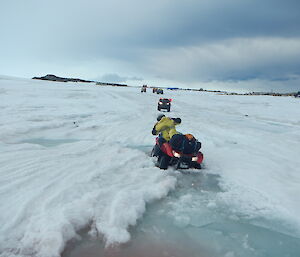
[157,98,171,112]
[151,136,203,170]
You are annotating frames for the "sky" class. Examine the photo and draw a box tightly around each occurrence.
[1,0,300,92]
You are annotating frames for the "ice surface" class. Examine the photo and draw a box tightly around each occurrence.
[0,76,300,257]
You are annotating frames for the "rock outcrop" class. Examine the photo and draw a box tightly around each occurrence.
[32,74,94,83]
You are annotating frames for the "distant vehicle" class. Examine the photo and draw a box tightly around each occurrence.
[141,85,147,93]
[152,87,158,93]
[158,98,171,112]
[294,91,300,98]
[156,88,164,94]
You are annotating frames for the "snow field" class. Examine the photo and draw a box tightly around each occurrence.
[0,76,300,257]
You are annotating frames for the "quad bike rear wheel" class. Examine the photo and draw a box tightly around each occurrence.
[158,155,170,170]
[193,163,202,169]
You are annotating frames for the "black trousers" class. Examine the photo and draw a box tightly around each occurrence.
[157,136,167,146]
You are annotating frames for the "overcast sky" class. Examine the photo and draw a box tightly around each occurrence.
[1,0,300,92]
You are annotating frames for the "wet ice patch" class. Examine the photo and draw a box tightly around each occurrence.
[214,181,300,238]
[201,221,300,257]
[0,88,7,94]
[160,172,224,229]
[20,138,80,147]
[123,144,154,155]
[116,171,300,257]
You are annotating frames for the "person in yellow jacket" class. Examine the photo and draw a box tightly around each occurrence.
[152,114,181,144]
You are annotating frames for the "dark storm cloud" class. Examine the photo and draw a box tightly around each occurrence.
[2,0,299,54]
[0,0,300,91]
[98,73,142,83]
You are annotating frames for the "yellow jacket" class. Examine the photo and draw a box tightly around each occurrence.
[153,117,180,141]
